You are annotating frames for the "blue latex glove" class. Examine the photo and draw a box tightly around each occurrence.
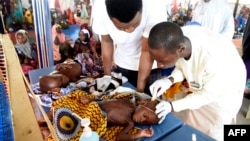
[155,101,172,124]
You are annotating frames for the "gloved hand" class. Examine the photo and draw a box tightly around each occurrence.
[96,75,112,92]
[155,101,172,124]
[150,78,172,98]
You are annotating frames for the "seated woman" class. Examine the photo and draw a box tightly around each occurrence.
[14,29,37,78]
[74,24,98,58]
[73,25,102,77]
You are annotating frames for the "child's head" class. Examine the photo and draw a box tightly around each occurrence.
[39,73,70,92]
[133,99,159,124]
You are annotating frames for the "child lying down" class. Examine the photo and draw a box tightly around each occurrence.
[39,91,160,141]
[31,61,127,107]
[79,95,160,140]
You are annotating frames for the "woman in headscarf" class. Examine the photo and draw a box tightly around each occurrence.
[51,23,68,64]
[74,27,91,55]
[15,29,37,76]
[73,25,102,77]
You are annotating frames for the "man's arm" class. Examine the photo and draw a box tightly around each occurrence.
[137,37,154,92]
[101,35,114,75]
[221,14,235,40]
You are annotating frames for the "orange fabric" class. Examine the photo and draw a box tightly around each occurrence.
[67,8,75,25]
[164,82,182,99]
[173,0,178,12]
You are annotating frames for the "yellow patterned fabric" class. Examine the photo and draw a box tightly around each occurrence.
[51,90,140,141]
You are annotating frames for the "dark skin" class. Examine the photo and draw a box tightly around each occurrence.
[149,37,192,69]
[149,37,192,83]
[74,30,98,59]
[80,96,159,141]
[39,60,82,93]
[38,96,159,140]
[39,73,70,93]
[55,60,82,82]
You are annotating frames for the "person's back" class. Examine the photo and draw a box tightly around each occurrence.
[191,0,234,39]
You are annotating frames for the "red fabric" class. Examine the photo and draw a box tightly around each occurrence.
[173,0,178,13]
[21,64,34,75]
[67,8,76,25]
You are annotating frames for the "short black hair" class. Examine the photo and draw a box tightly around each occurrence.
[148,22,184,53]
[105,0,142,23]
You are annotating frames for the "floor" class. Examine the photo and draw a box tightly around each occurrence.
[236,97,250,124]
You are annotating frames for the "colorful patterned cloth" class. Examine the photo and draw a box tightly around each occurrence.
[51,90,140,141]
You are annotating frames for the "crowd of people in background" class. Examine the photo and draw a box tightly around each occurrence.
[169,1,249,39]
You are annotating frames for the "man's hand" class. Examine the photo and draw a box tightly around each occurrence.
[155,101,172,124]
[150,78,172,98]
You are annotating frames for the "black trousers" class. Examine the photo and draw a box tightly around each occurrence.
[116,66,162,95]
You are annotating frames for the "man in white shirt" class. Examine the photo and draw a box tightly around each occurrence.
[191,0,235,40]
[148,22,246,141]
[92,0,168,93]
